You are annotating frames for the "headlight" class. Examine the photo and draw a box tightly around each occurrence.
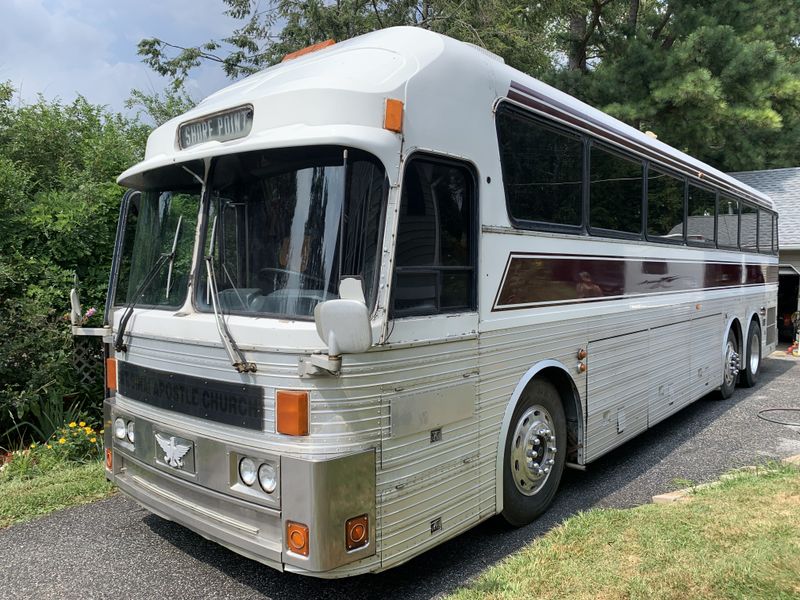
[258,462,277,493]
[114,418,126,440]
[126,421,135,444]
[238,457,257,486]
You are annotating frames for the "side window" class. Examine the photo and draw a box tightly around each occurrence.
[589,145,643,236]
[717,195,739,248]
[496,109,583,228]
[758,209,773,254]
[740,202,758,252]
[392,158,475,317]
[773,213,779,254]
[647,167,685,242]
[687,184,716,246]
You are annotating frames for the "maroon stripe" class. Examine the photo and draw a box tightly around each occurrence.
[507,82,768,208]
[493,254,777,311]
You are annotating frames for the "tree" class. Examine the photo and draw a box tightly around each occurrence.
[138,1,577,88]
[548,0,800,171]
[0,83,147,445]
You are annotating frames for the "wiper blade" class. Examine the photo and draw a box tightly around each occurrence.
[205,254,257,373]
[165,215,183,299]
[114,251,172,352]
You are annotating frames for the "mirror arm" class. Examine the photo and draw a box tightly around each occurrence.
[298,353,342,378]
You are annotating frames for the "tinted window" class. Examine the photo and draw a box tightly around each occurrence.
[740,203,757,252]
[647,168,685,241]
[758,209,773,254]
[717,195,739,248]
[497,110,583,227]
[687,185,716,246]
[393,159,475,316]
[589,145,643,235]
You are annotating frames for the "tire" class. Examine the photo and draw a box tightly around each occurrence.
[740,320,762,388]
[719,328,739,399]
[501,379,567,527]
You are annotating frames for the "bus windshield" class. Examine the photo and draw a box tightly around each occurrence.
[197,146,387,319]
[115,188,201,308]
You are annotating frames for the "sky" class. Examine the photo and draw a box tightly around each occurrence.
[0,0,245,115]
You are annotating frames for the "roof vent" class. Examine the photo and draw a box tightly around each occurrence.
[464,43,505,64]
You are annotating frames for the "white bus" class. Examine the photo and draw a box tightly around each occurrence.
[96,27,778,577]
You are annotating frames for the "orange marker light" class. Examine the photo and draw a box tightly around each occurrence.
[105,357,117,392]
[384,98,404,133]
[345,514,369,551]
[282,39,336,62]
[287,521,309,556]
[276,390,309,436]
[105,448,113,470]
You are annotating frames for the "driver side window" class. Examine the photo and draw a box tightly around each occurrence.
[392,157,476,317]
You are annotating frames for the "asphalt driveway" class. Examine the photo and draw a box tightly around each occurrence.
[1,356,798,600]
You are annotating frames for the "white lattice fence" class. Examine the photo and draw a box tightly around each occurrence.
[71,328,107,387]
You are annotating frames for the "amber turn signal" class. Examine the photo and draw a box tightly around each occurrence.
[105,448,113,470]
[105,357,117,392]
[276,390,309,436]
[287,521,309,556]
[345,514,369,551]
[384,98,404,133]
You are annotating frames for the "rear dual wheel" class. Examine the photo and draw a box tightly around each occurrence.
[502,379,566,527]
[740,320,762,388]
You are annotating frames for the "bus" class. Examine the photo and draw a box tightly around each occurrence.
[94,26,778,577]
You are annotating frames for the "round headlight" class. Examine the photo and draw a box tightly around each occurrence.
[238,457,257,486]
[114,418,126,440]
[126,421,135,444]
[258,463,277,493]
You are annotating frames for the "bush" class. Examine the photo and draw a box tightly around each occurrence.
[0,419,103,482]
[0,82,148,447]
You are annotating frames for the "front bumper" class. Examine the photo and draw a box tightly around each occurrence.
[105,399,376,575]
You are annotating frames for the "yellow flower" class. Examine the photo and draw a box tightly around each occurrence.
[58,438,66,444]
[72,431,78,436]
[90,437,96,443]
[29,443,36,449]
[99,429,104,434]
[84,427,93,434]
[79,421,86,427]
[46,444,52,449]
[69,422,77,428]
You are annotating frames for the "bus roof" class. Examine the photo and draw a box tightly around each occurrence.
[118,26,773,211]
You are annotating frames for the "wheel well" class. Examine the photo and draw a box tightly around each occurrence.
[730,318,743,354]
[528,367,582,463]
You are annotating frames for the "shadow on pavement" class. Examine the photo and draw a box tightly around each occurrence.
[144,357,794,600]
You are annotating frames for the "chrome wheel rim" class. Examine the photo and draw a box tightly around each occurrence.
[510,405,557,496]
[749,331,760,375]
[724,338,739,388]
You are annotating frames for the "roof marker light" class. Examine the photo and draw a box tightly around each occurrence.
[282,39,336,62]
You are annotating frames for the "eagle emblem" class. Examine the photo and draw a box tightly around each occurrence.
[155,433,192,469]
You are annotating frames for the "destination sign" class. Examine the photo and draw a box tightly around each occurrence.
[178,106,253,149]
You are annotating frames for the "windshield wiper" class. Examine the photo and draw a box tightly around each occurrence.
[205,253,257,373]
[114,251,173,352]
[114,215,184,353]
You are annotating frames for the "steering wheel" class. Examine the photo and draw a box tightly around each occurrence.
[257,266,326,289]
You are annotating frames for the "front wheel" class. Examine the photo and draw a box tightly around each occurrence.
[719,328,739,399]
[502,379,566,527]
[740,320,762,388]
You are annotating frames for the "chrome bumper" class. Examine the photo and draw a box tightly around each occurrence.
[105,399,377,576]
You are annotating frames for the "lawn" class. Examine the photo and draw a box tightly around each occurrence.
[450,464,800,600]
[0,460,114,528]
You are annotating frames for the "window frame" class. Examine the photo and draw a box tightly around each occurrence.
[716,194,740,250]
[685,181,718,249]
[739,200,759,253]
[587,140,645,241]
[644,162,687,245]
[390,152,479,319]
[495,104,586,234]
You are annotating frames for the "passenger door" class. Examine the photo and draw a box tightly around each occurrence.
[378,155,481,565]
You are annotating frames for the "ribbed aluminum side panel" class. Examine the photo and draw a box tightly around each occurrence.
[585,330,650,461]
[647,321,694,426]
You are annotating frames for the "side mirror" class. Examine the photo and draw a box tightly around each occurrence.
[314,278,372,355]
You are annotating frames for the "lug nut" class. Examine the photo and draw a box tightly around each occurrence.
[527,450,538,458]
[547,458,555,466]
[532,438,541,446]
[543,467,550,474]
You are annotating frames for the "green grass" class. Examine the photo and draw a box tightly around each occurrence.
[0,460,114,528]
[450,465,800,600]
